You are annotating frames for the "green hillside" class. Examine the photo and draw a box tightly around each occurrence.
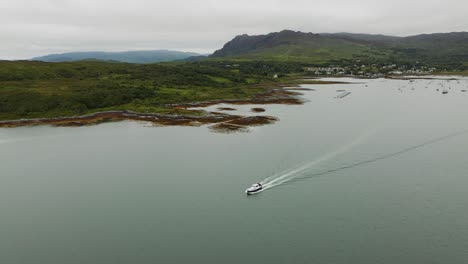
[211,30,468,67]
[211,30,391,63]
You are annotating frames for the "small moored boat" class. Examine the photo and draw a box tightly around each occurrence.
[245,183,263,195]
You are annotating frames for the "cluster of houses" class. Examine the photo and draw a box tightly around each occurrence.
[220,62,439,79]
[305,64,437,78]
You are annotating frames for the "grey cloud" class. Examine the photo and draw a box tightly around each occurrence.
[1,0,467,59]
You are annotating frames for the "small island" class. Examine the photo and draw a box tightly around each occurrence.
[251,107,266,113]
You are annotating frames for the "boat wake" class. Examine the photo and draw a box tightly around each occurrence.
[0,138,32,145]
[259,129,468,192]
[286,129,468,185]
[260,129,378,190]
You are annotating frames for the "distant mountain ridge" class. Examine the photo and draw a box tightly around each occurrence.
[33,50,201,63]
[211,30,468,65]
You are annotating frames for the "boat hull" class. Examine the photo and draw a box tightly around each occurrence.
[245,188,263,195]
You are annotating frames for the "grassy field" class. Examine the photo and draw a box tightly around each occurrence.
[0,60,302,121]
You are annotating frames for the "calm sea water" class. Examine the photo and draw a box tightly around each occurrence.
[1,77,468,263]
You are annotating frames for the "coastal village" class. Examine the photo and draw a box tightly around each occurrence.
[223,63,440,79]
[304,64,438,78]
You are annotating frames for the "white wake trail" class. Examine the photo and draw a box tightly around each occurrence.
[0,138,32,145]
[261,129,376,189]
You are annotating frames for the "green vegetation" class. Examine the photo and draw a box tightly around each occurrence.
[211,30,389,64]
[0,60,297,121]
[210,30,468,70]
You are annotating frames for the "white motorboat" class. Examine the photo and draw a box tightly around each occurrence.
[245,183,263,195]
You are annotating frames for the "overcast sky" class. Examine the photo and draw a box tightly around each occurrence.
[1,0,467,60]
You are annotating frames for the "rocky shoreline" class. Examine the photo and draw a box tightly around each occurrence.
[0,109,282,132]
[170,86,307,109]
[0,83,318,132]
